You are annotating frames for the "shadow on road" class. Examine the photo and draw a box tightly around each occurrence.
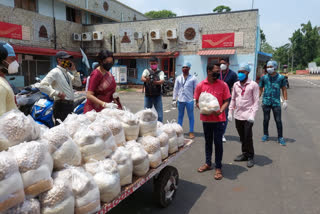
[109,179,206,214]
[267,137,296,143]
[224,135,241,143]
[222,164,248,180]
[254,154,273,166]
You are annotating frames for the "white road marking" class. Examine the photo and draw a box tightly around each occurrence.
[164,110,171,113]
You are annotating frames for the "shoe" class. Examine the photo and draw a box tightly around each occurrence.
[189,132,195,139]
[234,154,248,162]
[247,158,254,168]
[261,135,269,142]
[278,137,286,146]
[222,136,226,142]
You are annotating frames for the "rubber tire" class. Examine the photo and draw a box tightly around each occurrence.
[153,166,179,208]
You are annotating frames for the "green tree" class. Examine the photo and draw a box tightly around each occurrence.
[259,29,274,54]
[260,29,266,44]
[144,10,177,19]
[273,43,290,69]
[213,5,231,13]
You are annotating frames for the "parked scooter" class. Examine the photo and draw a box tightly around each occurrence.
[162,76,174,96]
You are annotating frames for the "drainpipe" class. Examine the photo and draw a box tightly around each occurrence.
[52,0,57,49]
[85,0,89,24]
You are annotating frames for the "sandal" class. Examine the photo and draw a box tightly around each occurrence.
[214,169,223,180]
[197,164,213,173]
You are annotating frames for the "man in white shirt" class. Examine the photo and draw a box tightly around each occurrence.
[39,51,81,124]
[141,57,165,122]
[172,61,198,139]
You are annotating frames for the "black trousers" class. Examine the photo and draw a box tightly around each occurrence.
[53,100,74,125]
[235,119,254,158]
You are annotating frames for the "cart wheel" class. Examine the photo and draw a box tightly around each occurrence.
[154,166,179,208]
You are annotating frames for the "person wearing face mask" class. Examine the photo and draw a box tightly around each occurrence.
[141,57,165,122]
[0,42,19,116]
[219,58,238,142]
[259,60,288,146]
[39,51,81,124]
[172,62,198,139]
[194,63,230,180]
[84,50,122,113]
[228,63,259,168]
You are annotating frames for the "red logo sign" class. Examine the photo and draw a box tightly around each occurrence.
[0,22,23,40]
[202,33,235,48]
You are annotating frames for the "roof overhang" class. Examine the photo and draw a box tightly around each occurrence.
[198,49,236,56]
[113,51,179,59]
[12,45,82,57]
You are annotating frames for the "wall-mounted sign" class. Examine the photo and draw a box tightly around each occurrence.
[0,22,30,40]
[202,33,235,48]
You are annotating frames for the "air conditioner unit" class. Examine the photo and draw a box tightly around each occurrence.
[93,31,103,40]
[150,29,161,40]
[134,32,143,40]
[72,33,81,41]
[82,32,92,41]
[166,28,177,40]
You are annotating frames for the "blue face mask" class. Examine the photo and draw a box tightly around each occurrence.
[238,72,246,81]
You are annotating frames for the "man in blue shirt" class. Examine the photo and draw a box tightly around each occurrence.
[219,58,238,142]
[259,60,288,146]
[172,61,198,139]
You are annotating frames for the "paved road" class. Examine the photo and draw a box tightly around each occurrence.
[109,75,320,214]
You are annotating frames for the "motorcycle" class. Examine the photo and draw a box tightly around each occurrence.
[162,76,174,96]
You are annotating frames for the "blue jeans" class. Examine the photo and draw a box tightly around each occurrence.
[262,105,283,138]
[144,96,163,122]
[177,101,195,133]
[202,122,225,169]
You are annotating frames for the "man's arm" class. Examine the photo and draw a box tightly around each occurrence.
[141,69,149,83]
[229,85,236,114]
[251,83,260,117]
[282,86,288,100]
[173,77,180,100]
[259,87,264,97]
[153,71,165,85]
[0,85,8,116]
[38,70,59,98]
[69,71,82,87]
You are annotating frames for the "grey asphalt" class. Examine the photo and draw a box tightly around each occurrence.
[109,76,320,214]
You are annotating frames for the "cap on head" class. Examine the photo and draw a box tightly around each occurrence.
[267,60,278,69]
[182,61,191,68]
[56,51,73,59]
[0,42,8,62]
[239,63,250,72]
[3,43,15,57]
[92,62,99,70]
[149,57,158,63]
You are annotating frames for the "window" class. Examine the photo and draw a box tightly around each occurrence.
[66,6,82,23]
[39,26,48,38]
[91,15,103,24]
[14,0,37,12]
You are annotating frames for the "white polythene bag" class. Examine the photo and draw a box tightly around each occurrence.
[111,147,133,186]
[199,92,220,115]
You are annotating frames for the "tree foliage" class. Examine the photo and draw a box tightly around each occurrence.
[213,5,231,13]
[260,29,274,54]
[144,10,177,19]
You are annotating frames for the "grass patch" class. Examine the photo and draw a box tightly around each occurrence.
[117,88,136,92]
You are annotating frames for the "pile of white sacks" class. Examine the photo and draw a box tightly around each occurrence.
[0,107,185,214]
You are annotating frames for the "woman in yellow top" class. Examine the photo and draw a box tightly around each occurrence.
[0,42,19,116]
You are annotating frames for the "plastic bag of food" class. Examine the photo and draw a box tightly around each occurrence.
[199,92,220,115]
[85,110,98,122]
[84,159,121,203]
[121,111,140,141]
[111,147,133,186]
[73,126,112,163]
[0,151,25,212]
[156,130,169,159]
[4,198,40,214]
[0,110,39,151]
[160,124,178,154]
[104,118,126,147]
[157,121,163,129]
[140,136,162,168]
[42,124,81,170]
[101,108,125,120]
[63,114,91,138]
[171,123,185,147]
[9,141,53,197]
[40,172,74,214]
[54,167,100,214]
[136,108,158,137]
[124,141,150,176]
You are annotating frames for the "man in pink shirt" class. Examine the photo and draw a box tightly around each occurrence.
[194,63,230,180]
[228,63,259,168]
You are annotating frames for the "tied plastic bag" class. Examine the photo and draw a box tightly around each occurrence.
[85,110,98,122]
[136,108,158,137]
[4,198,40,214]
[0,110,40,151]
[121,111,140,141]
[63,114,91,138]
[73,126,112,163]
[160,124,178,154]
[39,176,74,214]
[199,92,220,115]
[124,141,150,176]
[171,123,185,147]
[0,151,25,212]
[140,136,162,168]
[54,167,100,214]
[101,108,125,120]
[156,130,169,160]
[9,141,53,197]
[42,124,81,170]
[104,118,126,147]
[111,147,133,186]
[84,159,121,203]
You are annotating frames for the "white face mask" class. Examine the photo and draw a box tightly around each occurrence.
[7,60,19,74]
[220,64,227,71]
[267,67,275,74]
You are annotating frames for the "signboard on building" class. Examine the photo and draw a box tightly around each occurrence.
[202,33,235,48]
[0,22,30,40]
